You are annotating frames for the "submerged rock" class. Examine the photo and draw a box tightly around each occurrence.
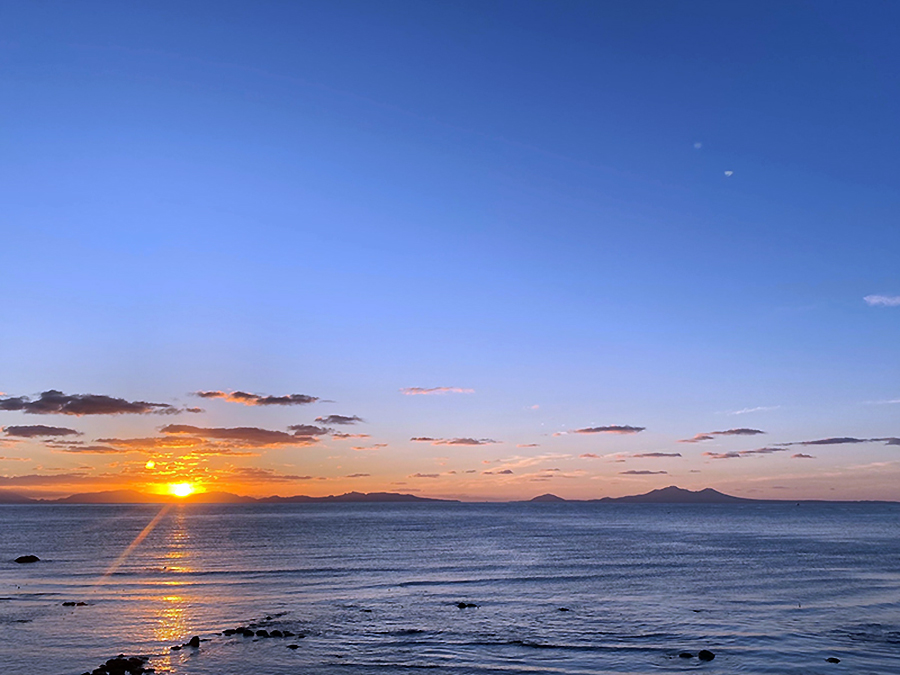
[456,602,478,609]
[14,554,40,563]
[679,652,693,658]
[256,629,270,637]
[826,657,841,663]
[287,644,300,650]
[270,629,283,637]
[698,649,715,661]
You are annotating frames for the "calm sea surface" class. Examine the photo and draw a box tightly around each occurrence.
[1,502,898,675]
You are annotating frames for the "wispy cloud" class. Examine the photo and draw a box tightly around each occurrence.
[332,432,371,439]
[401,387,474,396]
[52,445,130,454]
[345,473,370,478]
[0,390,190,416]
[352,443,387,451]
[632,452,681,458]
[517,443,540,448]
[286,424,332,436]
[792,453,815,459]
[725,406,780,416]
[161,425,319,447]
[619,470,667,475]
[680,428,765,443]
[864,295,900,307]
[703,447,788,459]
[564,425,645,435]
[228,467,314,482]
[410,437,500,446]
[786,436,900,447]
[315,415,363,425]
[3,425,82,438]
[194,390,318,406]
[409,473,440,478]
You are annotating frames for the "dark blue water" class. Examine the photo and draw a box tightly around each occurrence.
[1,502,898,674]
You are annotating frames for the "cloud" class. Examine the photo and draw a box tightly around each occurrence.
[409,473,440,478]
[680,428,765,443]
[0,472,93,486]
[572,425,645,435]
[0,456,30,461]
[619,470,668,475]
[864,295,900,307]
[792,453,815,459]
[315,415,363,425]
[632,452,681,458]
[3,425,82,438]
[579,453,601,458]
[345,473,370,478]
[0,390,185,415]
[401,387,474,396]
[160,425,318,447]
[352,444,387,451]
[96,436,206,451]
[495,469,513,474]
[53,445,129,454]
[410,437,500,446]
[286,424,332,436]
[726,406,779,415]
[194,390,318,406]
[228,467,314,482]
[517,443,540,448]
[788,436,900,447]
[703,447,788,459]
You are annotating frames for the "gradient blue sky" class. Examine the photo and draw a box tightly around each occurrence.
[2,1,898,500]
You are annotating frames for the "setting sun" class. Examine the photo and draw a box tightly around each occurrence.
[168,483,194,498]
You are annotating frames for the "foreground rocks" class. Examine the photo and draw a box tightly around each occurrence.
[14,554,40,563]
[80,655,151,675]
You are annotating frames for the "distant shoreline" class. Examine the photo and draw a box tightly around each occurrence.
[1,486,897,505]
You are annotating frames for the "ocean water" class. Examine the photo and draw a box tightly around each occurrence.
[1,502,899,675]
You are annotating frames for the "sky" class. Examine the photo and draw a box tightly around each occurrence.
[1,1,898,501]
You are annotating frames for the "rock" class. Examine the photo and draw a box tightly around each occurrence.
[187,635,200,648]
[287,644,300,649]
[558,607,570,612]
[14,555,40,563]
[170,645,181,651]
[457,602,478,609]
[63,601,77,606]
[698,649,715,661]
[241,628,255,637]
[256,629,270,637]
[270,629,283,637]
[826,657,841,663]
[679,652,693,658]
[282,630,295,636]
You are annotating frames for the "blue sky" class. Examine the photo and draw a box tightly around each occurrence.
[1,1,898,500]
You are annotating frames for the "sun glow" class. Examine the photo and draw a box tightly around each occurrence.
[168,483,195,498]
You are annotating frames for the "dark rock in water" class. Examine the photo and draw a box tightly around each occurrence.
[223,628,237,636]
[287,644,300,649]
[187,635,200,648]
[270,629,283,637]
[170,645,181,651]
[63,601,77,606]
[241,628,255,637]
[698,649,715,661]
[558,607,570,612]
[282,630,295,636]
[457,602,478,609]
[15,555,40,563]
[826,657,841,663]
[679,652,693,658]
[77,601,88,606]
[256,629,270,637]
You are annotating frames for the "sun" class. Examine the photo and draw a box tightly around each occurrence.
[168,482,195,498]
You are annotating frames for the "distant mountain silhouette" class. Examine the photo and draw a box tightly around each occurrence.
[18,490,455,504]
[530,493,567,502]
[0,491,37,504]
[527,486,753,504]
[594,486,752,504]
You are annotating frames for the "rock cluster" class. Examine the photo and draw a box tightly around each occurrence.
[79,655,151,675]
[677,649,715,661]
[456,602,478,609]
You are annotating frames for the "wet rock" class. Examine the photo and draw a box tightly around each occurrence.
[456,602,478,609]
[679,652,693,658]
[558,607,570,612]
[63,601,77,606]
[826,657,841,664]
[256,629,270,637]
[282,630,295,636]
[241,628,255,637]
[170,645,181,651]
[15,555,40,563]
[270,629,283,637]
[223,628,237,636]
[698,649,715,661]
[187,636,200,648]
[287,644,300,649]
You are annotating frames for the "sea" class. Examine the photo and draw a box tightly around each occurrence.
[1,502,899,675]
